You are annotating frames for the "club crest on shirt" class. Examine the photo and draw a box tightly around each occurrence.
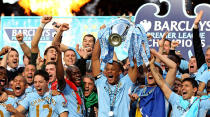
[62,102,67,107]
[119,82,122,87]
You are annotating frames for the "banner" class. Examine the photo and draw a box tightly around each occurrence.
[0,16,123,64]
[135,0,210,60]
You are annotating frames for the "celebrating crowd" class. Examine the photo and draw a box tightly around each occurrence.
[0,10,209,117]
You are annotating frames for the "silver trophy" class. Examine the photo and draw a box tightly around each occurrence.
[108,22,131,47]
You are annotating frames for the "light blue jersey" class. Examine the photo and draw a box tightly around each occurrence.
[0,97,17,117]
[197,70,210,84]
[195,63,208,81]
[25,85,36,94]
[15,93,27,105]
[169,92,210,117]
[62,84,85,117]
[180,59,189,71]
[19,91,68,117]
[198,95,210,117]
[95,74,134,117]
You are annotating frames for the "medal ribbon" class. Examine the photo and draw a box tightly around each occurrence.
[106,81,120,112]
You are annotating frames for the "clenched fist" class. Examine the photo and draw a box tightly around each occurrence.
[59,23,69,31]
[41,15,52,24]
[6,104,17,114]
[16,33,24,42]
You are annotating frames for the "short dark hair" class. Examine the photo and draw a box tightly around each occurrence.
[168,54,181,65]
[23,63,36,72]
[190,56,195,59]
[9,48,19,55]
[23,54,30,60]
[106,60,123,72]
[0,66,8,85]
[146,64,163,76]
[34,70,49,81]
[14,74,27,84]
[182,78,198,88]
[0,66,7,75]
[64,48,76,54]
[121,57,129,65]
[44,46,58,55]
[83,34,96,44]
[64,49,77,59]
[82,74,95,82]
[66,65,81,80]
[165,39,171,47]
[46,62,56,66]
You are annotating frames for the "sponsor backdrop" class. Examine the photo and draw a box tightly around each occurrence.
[135,0,210,60]
[1,0,210,65]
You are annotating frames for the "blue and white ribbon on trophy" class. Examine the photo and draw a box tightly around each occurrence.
[98,18,150,70]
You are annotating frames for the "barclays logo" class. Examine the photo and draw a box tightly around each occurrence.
[140,20,152,32]
[134,0,210,60]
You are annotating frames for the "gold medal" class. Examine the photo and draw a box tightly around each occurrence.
[77,104,81,113]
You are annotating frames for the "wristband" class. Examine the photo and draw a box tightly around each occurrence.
[18,41,25,45]
[95,73,102,80]
[39,23,46,29]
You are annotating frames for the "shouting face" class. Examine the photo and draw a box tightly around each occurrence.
[23,64,36,85]
[7,50,19,68]
[104,63,121,85]
[188,57,198,73]
[45,64,56,83]
[181,81,197,100]
[12,75,26,97]
[34,75,49,96]
[67,66,82,87]
[45,47,58,63]
[83,77,95,97]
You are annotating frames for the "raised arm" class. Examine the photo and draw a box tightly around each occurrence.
[198,82,206,93]
[15,105,27,115]
[151,49,177,87]
[55,43,66,91]
[51,23,69,46]
[193,10,205,69]
[128,59,138,83]
[16,33,31,58]
[156,31,169,63]
[6,104,25,117]
[113,52,118,61]
[150,56,172,100]
[91,39,101,77]
[60,44,69,52]
[31,15,52,53]
[0,46,11,68]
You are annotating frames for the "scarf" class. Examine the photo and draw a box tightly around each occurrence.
[181,97,200,117]
[84,92,98,108]
[51,79,82,105]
